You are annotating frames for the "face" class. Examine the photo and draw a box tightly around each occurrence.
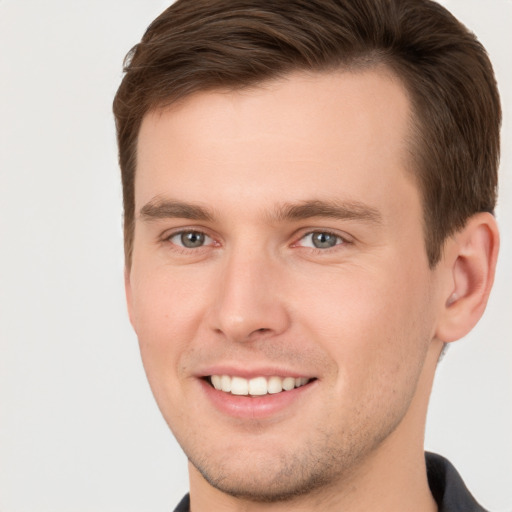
[128,69,443,501]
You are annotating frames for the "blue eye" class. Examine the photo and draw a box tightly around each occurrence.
[299,231,344,249]
[169,231,212,248]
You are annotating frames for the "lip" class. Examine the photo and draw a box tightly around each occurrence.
[197,371,317,420]
[196,364,313,380]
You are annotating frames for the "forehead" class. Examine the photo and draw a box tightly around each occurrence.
[135,68,417,221]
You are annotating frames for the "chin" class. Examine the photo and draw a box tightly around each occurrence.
[185,429,371,504]
[191,452,340,503]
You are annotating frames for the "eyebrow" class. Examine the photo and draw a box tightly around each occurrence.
[139,198,214,222]
[270,199,383,224]
[139,197,382,225]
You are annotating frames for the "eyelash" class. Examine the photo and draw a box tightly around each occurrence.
[164,230,216,252]
[162,229,351,253]
[294,230,349,251]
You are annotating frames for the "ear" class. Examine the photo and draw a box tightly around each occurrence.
[435,212,499,343]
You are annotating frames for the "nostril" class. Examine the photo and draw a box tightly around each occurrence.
[249,328,272,339]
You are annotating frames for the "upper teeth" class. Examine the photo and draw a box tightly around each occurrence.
[210,375,310,396]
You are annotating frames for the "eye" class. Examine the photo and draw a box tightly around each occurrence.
[298,231,345,249]
[168,230,213,249]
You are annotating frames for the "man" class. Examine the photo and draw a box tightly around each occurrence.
[113,0,501,510]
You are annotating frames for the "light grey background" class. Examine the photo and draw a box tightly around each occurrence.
[0,1,510,511]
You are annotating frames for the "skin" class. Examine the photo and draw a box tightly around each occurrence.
[126,68,499,511]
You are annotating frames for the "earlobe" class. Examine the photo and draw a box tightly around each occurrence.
[435,212,499,343]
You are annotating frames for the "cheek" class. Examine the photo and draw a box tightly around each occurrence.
[129,266,208,382]
[295,261,433,382]
[132,260,206,327]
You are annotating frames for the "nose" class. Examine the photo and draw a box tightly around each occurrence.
[208,248,291,343]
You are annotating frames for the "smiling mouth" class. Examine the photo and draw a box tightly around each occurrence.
[206,375,315,396]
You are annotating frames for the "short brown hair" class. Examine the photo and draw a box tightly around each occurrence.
[113,0,501,268]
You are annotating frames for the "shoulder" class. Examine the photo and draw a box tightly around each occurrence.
[426,452,489,512]
[172,493,190,512]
